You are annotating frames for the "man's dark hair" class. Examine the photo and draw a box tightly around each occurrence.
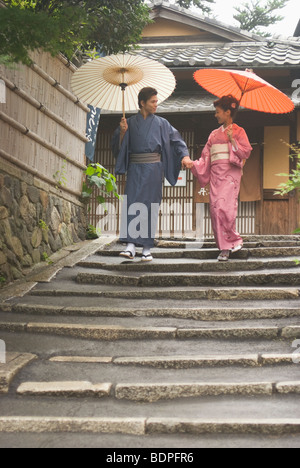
[214,94,239,120]
[138,87,158,109]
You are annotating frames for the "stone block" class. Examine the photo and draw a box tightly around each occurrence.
[59,223,73,247]
[10,237,23,259]
[39,191,49,210]
[31,249,41,264]
[27,186,40,204]
[0,251,7,265]
[17,381,112,398]
[31,227,43,248]
[0,187,13,209]
[0,207,8,220]
[50,206,61,233]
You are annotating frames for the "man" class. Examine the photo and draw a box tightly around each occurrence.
[112,87,190,261]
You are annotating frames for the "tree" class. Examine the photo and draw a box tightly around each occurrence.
[234,0,290,36]
[0,0,215,65]
[176,0,215,14]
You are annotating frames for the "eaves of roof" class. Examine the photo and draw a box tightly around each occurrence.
[134,41,300,68]
[147,0,262,43]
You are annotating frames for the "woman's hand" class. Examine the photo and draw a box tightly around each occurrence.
[225,125,233,142]
[182,156,194,170]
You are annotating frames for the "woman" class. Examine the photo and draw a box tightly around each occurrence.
[184,95,252,261]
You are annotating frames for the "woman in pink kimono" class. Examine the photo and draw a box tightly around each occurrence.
[184,95,252,261]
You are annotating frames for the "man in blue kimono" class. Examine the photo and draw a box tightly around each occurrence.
[112,87,190,262]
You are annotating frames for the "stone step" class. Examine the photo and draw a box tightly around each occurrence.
[12,355,299,383]
[28,286,300,301]
[14,380,300,402]
[77,257,300,273]
[146,418,300,436]
[0,330,293,358]
[115,381,300,403]
[0,416,299,436]
[8,302,300,321]
[76,269,300,288]
[157,240,300,249]
[97,246,300,260]
[0,353,37,394]
[156,235,300,245]
[0,321,299,340]
[112,353,300,368]
[17,381,112,398]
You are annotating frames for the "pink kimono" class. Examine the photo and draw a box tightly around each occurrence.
[192,124,253,251]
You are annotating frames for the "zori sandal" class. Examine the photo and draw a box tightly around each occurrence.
[232,244,243,253]
[119,251,135,260]
[141,254,153,262]
[217,250,230,262]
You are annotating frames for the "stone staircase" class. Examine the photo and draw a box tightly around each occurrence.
[0,236,300,447]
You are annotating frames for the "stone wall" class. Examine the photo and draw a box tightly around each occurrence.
[0,161,87,285]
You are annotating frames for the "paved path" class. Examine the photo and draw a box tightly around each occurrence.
[0,236,300,448]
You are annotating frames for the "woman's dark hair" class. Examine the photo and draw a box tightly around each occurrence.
[214,95,239,119]
[138,87,158,109]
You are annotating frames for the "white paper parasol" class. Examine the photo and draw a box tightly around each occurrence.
[71,54,176,117]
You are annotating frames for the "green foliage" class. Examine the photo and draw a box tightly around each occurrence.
[53,160,67,190]
[172,0,215,14]
[0,0,150,65]
[275,142,300,197]
[86,224,101,239]
[0,275,6,286]
[275,141,300,234]
[234,0,290,36]
[38,219,49,231]
[0,1,86,65]
[41,252,53,264]
[82,163,120,210]
[0,0,216,65]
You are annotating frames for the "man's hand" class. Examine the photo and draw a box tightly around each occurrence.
[182,156,194,170]
[120,117,128,135]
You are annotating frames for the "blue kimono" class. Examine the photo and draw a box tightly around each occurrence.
[112,112,188,248]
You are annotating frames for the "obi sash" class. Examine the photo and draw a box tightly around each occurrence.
[210,144,230,163]
[130,153,161,164]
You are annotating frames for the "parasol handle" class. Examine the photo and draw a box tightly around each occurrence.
[120,82,128,119]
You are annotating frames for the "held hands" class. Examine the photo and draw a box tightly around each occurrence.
[182,156,194,170]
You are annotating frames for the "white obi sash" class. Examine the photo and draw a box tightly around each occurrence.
[210,144,230,162]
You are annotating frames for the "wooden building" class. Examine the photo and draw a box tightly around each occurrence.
[93,0,300,238]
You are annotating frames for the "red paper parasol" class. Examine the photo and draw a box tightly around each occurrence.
[194,68,294,114]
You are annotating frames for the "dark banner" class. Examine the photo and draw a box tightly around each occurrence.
[85,104,101,162]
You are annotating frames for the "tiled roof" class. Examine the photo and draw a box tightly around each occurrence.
[156,89,300,114]
[157,93,214,113]
[135,41,300,68]
[101,89,299,115]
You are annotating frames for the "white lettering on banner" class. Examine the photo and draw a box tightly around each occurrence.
[0,80,6,104]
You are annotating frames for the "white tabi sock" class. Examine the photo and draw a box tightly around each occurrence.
[127,243,136,256]
[142,248,151,257]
